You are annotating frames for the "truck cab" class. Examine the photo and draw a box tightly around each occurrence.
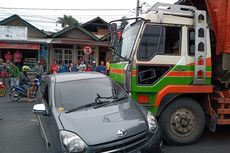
[109,3,217,145]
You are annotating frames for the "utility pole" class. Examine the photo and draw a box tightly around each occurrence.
[136,0,140,17]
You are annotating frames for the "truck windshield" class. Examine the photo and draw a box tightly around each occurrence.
[117,21,142,60]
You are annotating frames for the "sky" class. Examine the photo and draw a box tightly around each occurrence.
[0,0,177,31]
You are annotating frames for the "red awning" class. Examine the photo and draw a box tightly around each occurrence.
[206,0,230,54]
[0,42,40,50]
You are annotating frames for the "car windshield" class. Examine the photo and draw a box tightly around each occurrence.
[117,21,142,60]
[55,77,128,111]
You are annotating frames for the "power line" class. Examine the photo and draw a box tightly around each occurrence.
[0,7,131,11]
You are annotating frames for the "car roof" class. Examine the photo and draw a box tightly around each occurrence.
[48,72,108,83]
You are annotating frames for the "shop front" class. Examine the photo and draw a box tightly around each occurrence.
[0,42,39,69]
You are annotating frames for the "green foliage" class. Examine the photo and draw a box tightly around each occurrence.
[57,15,79,28]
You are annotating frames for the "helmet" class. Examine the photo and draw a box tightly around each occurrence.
[22,66,30,72]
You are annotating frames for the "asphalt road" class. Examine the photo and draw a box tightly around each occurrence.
[0,96,230,153]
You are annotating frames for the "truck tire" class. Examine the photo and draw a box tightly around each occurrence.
[159,97,205,145]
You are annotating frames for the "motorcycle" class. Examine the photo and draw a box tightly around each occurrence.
[8,78,40,102]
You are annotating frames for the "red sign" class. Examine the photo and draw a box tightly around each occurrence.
[0,42,40,50]
[84,46,92,55]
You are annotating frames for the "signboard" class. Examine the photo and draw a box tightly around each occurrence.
[0,25,28,40]
[84,46,92,55]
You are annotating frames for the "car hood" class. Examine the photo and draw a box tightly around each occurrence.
[59,101,148,145]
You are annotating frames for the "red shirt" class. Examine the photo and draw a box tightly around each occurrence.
[13,52,22,63]
[50,64,58,74]
[5,52,12,63]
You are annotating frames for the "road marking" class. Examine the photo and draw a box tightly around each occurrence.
[30,119,38,122]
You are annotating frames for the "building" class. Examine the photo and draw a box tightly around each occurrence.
[0,15,50,70]
[50,17,110,66]
[0,15,111,71]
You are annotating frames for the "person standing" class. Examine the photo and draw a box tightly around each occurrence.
[1,63,9,89]
[50,60,59,74]
[79,61,87,71]
[35,61,44,79]
[91,61,97,71]
[106,61,111,75]
[9,62,20,86]
[58,61,68,73]
[5,51,12,63]
[13,50,23,68]
[97,61,107,74]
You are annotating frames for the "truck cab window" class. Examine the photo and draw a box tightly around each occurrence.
[137,25,181,61]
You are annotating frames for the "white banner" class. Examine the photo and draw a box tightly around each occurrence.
[0,25,27,40]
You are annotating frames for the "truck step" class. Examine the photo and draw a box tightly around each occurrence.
[217,109,230,114]
[213,97,230,103]
[217,119,230,125]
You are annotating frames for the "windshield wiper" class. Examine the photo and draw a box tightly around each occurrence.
[94,95,129,109]
[109,48,131,62]
[65,103,96,114]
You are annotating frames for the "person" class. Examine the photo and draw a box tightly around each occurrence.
[9,62,20,86]
[0,58,3,77]
[34,61,44,79]
[13,50,22,68]
[72,63,79,72]
[106,61,111,75]
[1,63,9,89]
[50,60,58,74]
[5,51,12,63]
[91,61,97,71]
[97,61,107,74]
[86,64,92,71]
[19,66,32,102]
[58,61,68,73]
[79,61,87,71]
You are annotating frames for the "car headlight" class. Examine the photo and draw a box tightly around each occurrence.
[60,130,87,152]
[147,111,158,134]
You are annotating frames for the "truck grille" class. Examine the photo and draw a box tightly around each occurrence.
[91,131,150,153]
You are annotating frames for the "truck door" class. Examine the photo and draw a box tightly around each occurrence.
[133,24,186,107]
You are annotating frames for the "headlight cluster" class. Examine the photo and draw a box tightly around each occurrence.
[147,111,158,134]
[60,130,87,152]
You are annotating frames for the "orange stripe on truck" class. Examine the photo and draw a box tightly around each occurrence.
[167,71,212,77]
[110,69,124,74]
[155,85,213,106]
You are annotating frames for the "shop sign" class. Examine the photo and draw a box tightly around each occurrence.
[84,46,92,55]
[0,25,27,40]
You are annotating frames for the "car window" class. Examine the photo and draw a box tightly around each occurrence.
[55,78,127,110]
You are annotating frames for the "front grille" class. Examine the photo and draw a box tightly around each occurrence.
[91,131,150,153]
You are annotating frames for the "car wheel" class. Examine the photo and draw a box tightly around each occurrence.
[159,97,205,145]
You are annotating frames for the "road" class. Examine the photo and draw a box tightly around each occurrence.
[0,96,230,153]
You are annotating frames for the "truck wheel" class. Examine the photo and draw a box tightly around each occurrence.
[159,97,205,145]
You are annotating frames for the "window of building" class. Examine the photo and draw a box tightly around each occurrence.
[77,49,95,65]
[54,48,72,64]
[137,25,181,61]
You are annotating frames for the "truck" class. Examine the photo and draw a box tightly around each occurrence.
[108,0,230,145]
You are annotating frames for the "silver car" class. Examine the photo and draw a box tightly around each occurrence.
[33,72,163,153]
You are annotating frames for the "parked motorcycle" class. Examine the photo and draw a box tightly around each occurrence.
[8,78,40,102]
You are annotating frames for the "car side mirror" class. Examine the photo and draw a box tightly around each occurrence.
[33,104,47,115]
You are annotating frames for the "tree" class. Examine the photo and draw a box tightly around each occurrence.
[120,16,129,30]
[57,15,79,28]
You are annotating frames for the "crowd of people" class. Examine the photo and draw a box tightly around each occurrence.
[49,60,110,75]
[0,58,111,102]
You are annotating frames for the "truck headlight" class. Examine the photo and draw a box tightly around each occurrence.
[147,112,158,134]
[60,130,87,152]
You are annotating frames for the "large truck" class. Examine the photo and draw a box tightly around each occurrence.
[108,0,230,145]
